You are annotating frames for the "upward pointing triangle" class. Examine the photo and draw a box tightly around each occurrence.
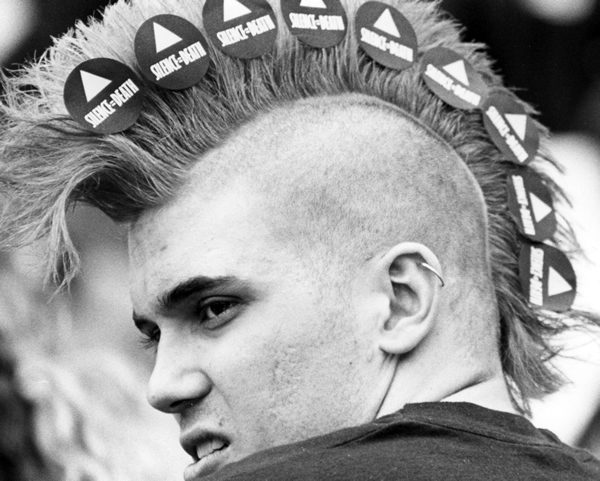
[547,267,573,297]
[223,0,252,22]
[299,0,327,8]
[505,114,527,140]
[373,8,401,38]
[443,60,469,86]
[80,70,112,103]
[154,23,183,53]
[529,193,552,223]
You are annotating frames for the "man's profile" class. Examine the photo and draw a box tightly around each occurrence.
[0,0,599,480]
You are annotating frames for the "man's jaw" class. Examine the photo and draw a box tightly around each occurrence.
[181,429,232,480]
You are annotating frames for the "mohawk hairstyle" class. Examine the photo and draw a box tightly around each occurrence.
[0,0,597,413]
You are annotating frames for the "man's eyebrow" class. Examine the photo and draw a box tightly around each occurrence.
[132,275,248,324]
[158,275,242,311]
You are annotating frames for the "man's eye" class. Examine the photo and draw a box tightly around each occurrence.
[197,298,241,329]
[139,327,160,351]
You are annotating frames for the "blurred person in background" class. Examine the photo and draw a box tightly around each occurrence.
[0,249,186,480]
[18,348,185,481]
[0,330,58,481]
[1,3,187,480]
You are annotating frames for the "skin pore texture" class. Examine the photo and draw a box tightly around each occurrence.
[128,94,515,479]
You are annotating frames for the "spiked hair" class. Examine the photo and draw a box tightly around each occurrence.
[0,0,596,412]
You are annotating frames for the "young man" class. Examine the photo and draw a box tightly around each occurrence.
[1,0,598,479]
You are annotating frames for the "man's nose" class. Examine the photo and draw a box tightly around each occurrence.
[147,336,212,413]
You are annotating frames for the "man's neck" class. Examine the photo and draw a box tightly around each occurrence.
[439,376,518,414]
[375,358,518,418]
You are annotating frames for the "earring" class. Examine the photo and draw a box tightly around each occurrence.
[419,262,445,287]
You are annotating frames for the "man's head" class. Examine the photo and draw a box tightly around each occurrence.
[0,0,592,473]
[128,95,499,474]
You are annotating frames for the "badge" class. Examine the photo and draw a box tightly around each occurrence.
[507,169,557,241]
[281,0,347,48]
[421,47,488,110]
[63,58,145,134]
[134,14,210,90]
[519,243,577,312]
[355,1,417,70]
[203,0,278,59]
[482,91,539,165]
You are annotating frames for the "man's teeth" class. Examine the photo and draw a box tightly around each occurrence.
[196,439,227,460]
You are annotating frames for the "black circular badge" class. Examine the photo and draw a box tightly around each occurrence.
[135,15,210,90]
[203,0,278,59]
[518,243,577,312]
[63,58,145,134]
[355,1,417,70]
[482,91,540,165]
[281,0,347,48]
[507,169,557,242]
[420,47,488,110]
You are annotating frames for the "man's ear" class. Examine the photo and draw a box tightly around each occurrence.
[368,243,444,356]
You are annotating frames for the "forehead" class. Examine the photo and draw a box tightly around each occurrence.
[128,178,281,312]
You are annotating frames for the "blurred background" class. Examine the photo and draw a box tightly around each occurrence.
[0,0,599,480]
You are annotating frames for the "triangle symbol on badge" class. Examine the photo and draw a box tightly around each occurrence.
[547,267,573,297]
[80,70,112,103]
[300,0,327,8]
[529,193,552,223]
[153,22,183,53]
[505,114,527,141]
[373,8,401,38]
[443,60,469,86]
[223,0,252,22]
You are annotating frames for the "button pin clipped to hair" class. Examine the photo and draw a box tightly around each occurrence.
[419,262,445,287]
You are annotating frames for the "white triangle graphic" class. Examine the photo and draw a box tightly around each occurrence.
[505,114,527,140]
[299,0,327,8]
[548,267,572,297]
[80,70,112,103]
[153,23,183,53]
[373,9,401,38]
[529,193,552,223]
[223,0,252,22]
[443,60,469,86]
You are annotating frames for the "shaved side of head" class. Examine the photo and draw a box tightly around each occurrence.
[158,94,499,357]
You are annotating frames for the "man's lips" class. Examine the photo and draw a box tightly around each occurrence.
[192,437,229,462]
[181,432,231,480]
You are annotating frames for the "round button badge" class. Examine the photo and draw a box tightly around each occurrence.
[203,0,278,59]
[356,1,418,70]
[135,14,211,90]
[63,58,145,134]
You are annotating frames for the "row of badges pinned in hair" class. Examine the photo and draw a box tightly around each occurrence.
[61,0,575,311]
[63,0,540,168]
[64,0,343,134]
[63,1,553,232]
[503,162,577,312]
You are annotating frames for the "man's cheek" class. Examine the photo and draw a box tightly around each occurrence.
[210,329,281,401]
[214,343,306,448]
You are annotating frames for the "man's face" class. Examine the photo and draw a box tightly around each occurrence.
[129,169,382,479]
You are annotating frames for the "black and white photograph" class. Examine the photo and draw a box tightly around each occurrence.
[0,1,599,480]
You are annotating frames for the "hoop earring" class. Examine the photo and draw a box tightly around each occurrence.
[419,262,445,287]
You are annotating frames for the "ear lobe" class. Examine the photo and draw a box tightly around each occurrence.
[377,243,443,356]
